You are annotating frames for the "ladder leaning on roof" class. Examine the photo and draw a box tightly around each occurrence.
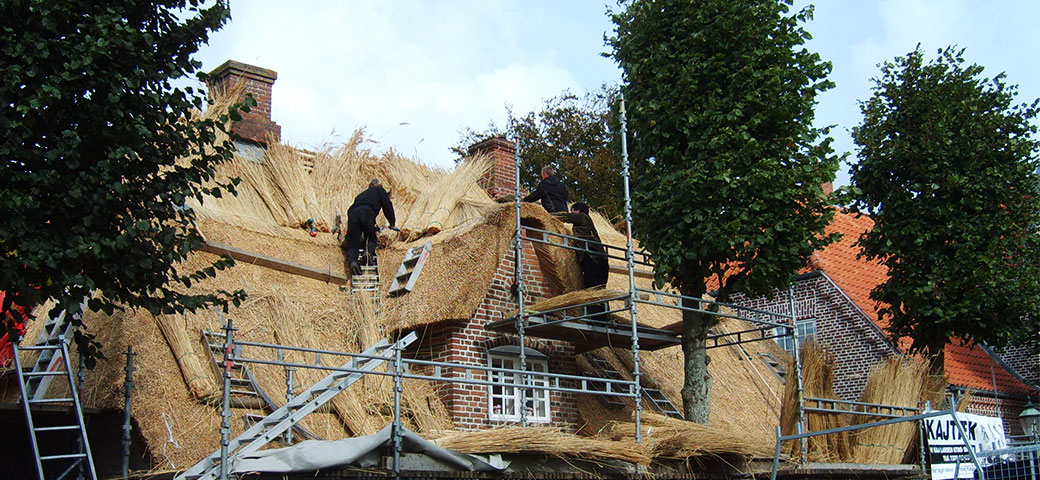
[25,298,87,400]
[175,331,418,480]
[13,335,97,480]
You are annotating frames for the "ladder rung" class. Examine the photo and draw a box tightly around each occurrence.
[29,397,74,404]
[230,389,258,396]
[35,425,81,432]
[41,453,87,461]
[23,371,67,377]
[18,344,63,352]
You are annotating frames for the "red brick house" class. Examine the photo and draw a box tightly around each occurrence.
[731,209,1040,435]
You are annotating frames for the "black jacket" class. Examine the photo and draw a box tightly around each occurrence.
[349,185,396,227]
[523,175,568,213]
[559,212,606,265]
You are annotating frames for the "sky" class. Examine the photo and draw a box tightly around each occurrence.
[192,1,1040,187]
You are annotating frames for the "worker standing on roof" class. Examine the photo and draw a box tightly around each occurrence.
[523,166,568,213]
[345,179,396,275]
[559,202,609,321]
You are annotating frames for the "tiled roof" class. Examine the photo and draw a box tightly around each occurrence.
[817,210,1036,395]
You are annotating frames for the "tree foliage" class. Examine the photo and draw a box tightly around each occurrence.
[848,46,1040,371]
[0,0,248,364]
[455,87,624,218]
[610,0,839,421]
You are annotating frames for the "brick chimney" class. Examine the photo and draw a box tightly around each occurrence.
[468,136,517,198]
[207,60,281,145]
[821,181,834,196]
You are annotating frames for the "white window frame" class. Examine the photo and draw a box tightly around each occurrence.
[775,318,817,353]
[487,347,551,423]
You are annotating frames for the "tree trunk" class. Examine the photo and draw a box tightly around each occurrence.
[680,295,712,423]
[926,342,946,378]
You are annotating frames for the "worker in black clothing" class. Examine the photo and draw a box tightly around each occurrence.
[522,166,568,213]
[345,179,396,275]
[558,202,609,321]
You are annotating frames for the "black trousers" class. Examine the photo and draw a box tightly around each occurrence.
[345,206,377,265]
[581,256,609,321]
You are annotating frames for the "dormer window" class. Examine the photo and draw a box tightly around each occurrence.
[487,345,551,423]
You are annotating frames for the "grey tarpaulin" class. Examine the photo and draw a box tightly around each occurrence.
[231,425,506,474]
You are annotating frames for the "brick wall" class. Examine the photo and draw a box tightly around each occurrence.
[730,273,898,400]
[994,343,1040,387]
[421,235,580,432]
[207,60,282,145]
[468,137,518,199]
[964,395,1029,437]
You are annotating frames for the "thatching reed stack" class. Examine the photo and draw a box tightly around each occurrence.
[435,426,651,466]
[780,340,853,462]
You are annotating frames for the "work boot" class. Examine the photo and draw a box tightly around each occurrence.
[350,262,361,276]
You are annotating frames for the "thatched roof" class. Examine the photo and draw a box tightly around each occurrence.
[2,123,789,473]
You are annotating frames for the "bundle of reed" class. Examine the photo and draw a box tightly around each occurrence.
[604,412,774,459]
[311,132,369,220]
[510,287,626,317]
[154,313,220,401]
[262,142,324,228]
[780,340,852,462]
[399,376,453,434]
[397,156,493,241]
[270,296,388,436]
[434,426,651,466]
[849,356,931,464]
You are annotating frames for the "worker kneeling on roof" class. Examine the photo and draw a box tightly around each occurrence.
[345,178,396,275]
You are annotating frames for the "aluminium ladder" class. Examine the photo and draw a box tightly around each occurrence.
[13,336,97,480]
[387,241,432,297]
[201,329,320,441]
[176,331,418,480]
[26,299,86,400]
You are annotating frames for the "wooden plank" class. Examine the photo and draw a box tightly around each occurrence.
[199,241,348,285]
[608,265,655,279]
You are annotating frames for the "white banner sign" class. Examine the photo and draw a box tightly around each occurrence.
[925,411,1008,479]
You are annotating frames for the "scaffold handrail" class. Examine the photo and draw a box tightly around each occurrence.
[802,396,923,418]
[769,405,981,480]
[229,342,639,399]
[633,287,795,328]
[706,324,787,349]
[521,225,654,267]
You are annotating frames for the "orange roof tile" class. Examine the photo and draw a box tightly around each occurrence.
[817,211,1036,395]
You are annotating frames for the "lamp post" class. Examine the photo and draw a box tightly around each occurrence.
[1019,399,1040,443]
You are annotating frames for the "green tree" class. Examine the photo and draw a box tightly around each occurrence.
[848,46,1040,373]
[610,0,839,422]
[455,86,624,218]
[1,0,248,364]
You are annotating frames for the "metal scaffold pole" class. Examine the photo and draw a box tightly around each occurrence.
[620,96,644,445]
[219,313,235,480]
[514,138,529,427]
[788,287,807,465]
[392,340,404,475]
[122,345,136,479]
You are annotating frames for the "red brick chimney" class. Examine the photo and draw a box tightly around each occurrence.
[821,181,834,196]
[207,60,281,145]
[468,137,517,198]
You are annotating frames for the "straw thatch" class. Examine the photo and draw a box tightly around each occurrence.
[512,287,625,317]
[434,426,651,466]
[780,340,853,462]
[850,356,935,464]
[603,412,773,460]
[0,86,799,473]
[154,313,219,401]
